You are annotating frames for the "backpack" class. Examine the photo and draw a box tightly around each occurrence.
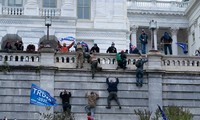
[116,53,122,61]
[135,59,142,67]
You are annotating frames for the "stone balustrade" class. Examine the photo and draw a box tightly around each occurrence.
[39,8,61,16]
[1,51,200,72]
[162,55,200,72]
[127,0,189,11]
[2,6,24,15]
[0,51,40,66]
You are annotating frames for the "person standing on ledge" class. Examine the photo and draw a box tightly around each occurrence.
[90,43,100,53]
[160,32,173,55]
[105,77,121,109]
[106,42,117,53]
[139,29,148,54]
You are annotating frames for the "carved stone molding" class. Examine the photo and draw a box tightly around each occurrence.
[170,27,179,35]
[26,0,37,4]
[130,25,138,34]
[0,19,26,24]
[127,11,185,16]
[193,19,198,27]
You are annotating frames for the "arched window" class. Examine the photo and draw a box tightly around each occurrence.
[77,0,91,19]
[43,0,57,8]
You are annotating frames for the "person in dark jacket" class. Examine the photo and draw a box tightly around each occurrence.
[106,77,121,109]
[139,29,148,54]
[130,45,141,55]
[135,57,148,87]
[106,42,117,53]
[60,90,72,112]
[90,43,100,53]
[26,44,35,52]
[116,50,127,70]
[4,42,13,52]
[160,32,173,55]
[14,41,24,51]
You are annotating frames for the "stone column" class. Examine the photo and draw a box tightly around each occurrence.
[130,25,138,47]
[153,29,158,50]
[0,3,2,15]
[24,0,39,16]
[61,0,76,17]
[170,27,179,55]
[39,51,55,116]
[147,52,163,118]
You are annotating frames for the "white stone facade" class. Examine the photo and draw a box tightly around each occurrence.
[0,0,199,55]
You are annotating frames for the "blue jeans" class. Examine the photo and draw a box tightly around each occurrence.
[141,43,146,54]
[85,105,95,117]
[164,44,172,55]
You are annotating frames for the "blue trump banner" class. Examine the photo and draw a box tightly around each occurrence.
[30,84,57,106]
[158,105,168,120]
[176,42,188,54]
[60,36,76,42]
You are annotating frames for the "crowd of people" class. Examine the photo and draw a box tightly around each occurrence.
[59,77,121,120]
[1,30,188,57]
[4,29,200,57]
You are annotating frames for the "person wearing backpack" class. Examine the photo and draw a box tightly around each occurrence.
[161,32,173,55]
[116,50,127,70]
[139,29,148,54]
[135,57,148,87]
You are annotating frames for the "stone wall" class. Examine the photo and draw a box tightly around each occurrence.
[0,51,200,120]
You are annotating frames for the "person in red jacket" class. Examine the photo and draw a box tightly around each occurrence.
[87,112,94,120]
[58,41,74,53]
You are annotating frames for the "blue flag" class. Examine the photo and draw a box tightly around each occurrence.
[61,36,76,42]
[176,42,188,54]
[158,105,168,120]
[30,84,57,106]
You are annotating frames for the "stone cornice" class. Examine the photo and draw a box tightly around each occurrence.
[127,10,185,16]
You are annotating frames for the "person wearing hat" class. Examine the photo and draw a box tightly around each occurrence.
[75,42,84,68]
[89,52,102,79]
[90,43,100,53]
[106,42,117,53]
[160,32,173,55]
[135,56,148,87]
[59,41,75,53]
[139,29,148,54]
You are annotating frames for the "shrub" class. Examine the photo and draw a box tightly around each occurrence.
[135,105,193,120]
[40,110,75,120]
